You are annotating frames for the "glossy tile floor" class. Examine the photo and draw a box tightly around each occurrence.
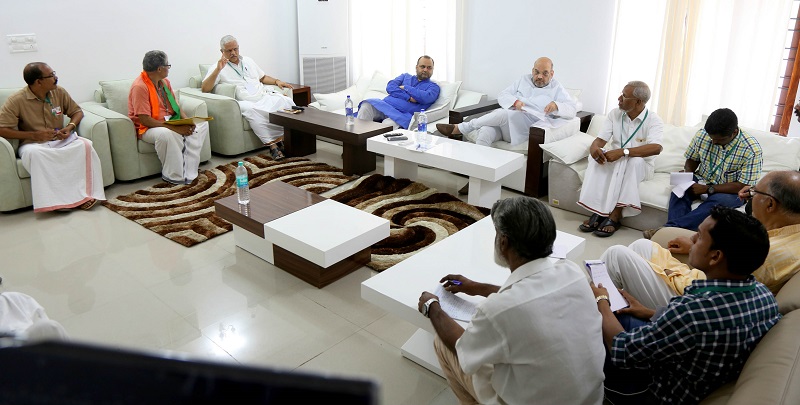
[0,140,642,405]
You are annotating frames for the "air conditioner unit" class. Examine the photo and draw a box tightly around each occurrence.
[297,0,350,98]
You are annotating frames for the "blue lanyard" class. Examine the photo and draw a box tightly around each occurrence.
[227,61,246,79]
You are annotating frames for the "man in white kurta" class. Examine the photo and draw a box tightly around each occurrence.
[418,197,605,405]
[436,57,577,147]
[578,81,664,237]
[0,63,105,212]
[202,35,295,155]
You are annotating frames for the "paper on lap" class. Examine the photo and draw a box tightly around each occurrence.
[671,172,694,198]
[585,260,629,312]
[45,132,78,149]
[434,284,478,322]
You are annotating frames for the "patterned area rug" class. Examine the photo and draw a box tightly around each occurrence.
[104,155,490,270]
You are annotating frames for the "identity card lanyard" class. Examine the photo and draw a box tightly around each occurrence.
[620,109,648,148]
[160,83,182,121]
[706,134,738,181]
[227,61,247,79]
[691,283,756,294]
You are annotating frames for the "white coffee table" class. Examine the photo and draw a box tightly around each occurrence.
[367,131,526,208]
[361,216,585,376]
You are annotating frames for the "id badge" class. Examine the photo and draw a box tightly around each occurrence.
[244,80,257,95]
[51,106,62,116]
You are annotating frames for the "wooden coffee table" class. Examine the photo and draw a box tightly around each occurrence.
[268,108,393,175]
[214,181,389,288]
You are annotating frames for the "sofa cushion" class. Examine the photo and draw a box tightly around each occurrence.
[777,271,800,315]
[748,128,800,173]
[653,125,696,174]
[586,114,606,137]
[540,131,595,164]
[99,79,135,116]
[368,71,390,93]
[429,80,462,111]
[199,64,211,79]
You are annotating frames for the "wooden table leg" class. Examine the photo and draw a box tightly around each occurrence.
[283,128,316,157]
[342,143,376,175]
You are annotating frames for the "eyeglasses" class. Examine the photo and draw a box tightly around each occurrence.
[162,64,172,69]
[749,187,779,203]
[619,93,637,101]
[41,71,56,79]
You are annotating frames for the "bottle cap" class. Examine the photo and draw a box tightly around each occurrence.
[238,162,244,166]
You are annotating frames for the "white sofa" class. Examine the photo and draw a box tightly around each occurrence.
[308,71,486,132]
[543,115,800,231]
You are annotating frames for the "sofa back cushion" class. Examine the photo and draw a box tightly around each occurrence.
[653,125,697,173]
[747,128,800,173]
[777,271,800,315]
[99,79,135,116]
[540,131,596,164]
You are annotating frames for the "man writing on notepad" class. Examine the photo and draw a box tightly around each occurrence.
[417,196,604,405]
[591,206,780,404]
[129,50,209,185]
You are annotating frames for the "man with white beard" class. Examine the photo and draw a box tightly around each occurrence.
[417,196,604,405]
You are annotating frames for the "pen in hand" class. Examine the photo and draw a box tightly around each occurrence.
[449,280,462,286]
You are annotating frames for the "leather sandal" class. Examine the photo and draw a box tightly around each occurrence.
[593,218,622,237]
[78,199,98,210]
[436,123,462,139]
[269,144,285,161]
[578,213,605,233]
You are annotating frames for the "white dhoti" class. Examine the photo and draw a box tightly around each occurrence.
[601,240,677,309]
[19,135,106,213]
[142,121,208,184]
[578,157,652,218]
[239,92,295,144]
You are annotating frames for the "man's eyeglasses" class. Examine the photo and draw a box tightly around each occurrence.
[162,64,172,69]
[749,187,779,203]
[40,71,56,80]
[619,93,637,101]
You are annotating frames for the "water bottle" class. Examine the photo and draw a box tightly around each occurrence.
[345,95,354,125]
[417,109,428,133]
[235,161,250,204]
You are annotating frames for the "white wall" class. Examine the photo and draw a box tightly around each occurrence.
[460,0,617,115]
[0,0,615,114]
[0,0,299,103]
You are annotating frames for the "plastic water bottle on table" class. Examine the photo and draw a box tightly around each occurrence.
[235,161,250,204]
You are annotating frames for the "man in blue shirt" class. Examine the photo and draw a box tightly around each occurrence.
[357,55,440,129]
[592,206,781,404]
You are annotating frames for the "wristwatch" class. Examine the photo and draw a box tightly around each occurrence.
[623,148,630,157]
[707,184,715,195]
[422,298,439,318]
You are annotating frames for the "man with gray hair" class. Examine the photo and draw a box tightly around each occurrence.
[128,50,209,184]
[201,35,294,160]
[577,81,664,237]
[418,196,605,404]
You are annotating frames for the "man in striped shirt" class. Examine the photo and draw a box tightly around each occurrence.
[592,206,781,404]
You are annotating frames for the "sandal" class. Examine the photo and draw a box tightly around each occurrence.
[578,213,606,233]
[78,199,98,210]
[593,218,622,237]
[269,144,285,161]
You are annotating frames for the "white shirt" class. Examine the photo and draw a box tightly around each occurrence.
[496,76,578,119]
[599,108,664,166]
[455,258,605,405]
[204,55,271,102]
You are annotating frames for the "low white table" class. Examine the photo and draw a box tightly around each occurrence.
[367,131,526,208]
[361,216,585,376]
[214,181,390,288]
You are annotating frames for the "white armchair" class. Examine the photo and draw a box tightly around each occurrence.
[181,64,293,156]
[81,79,211,182]
[0,87,115,212]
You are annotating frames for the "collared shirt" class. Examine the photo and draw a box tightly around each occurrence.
[496,76,578,119]
[611,277,781,403]
[128,75,178,138]
[685,128,763,185]
[0,86,81,145]
[456,258,605,405]
[598,107,664,166]
[203,55,269,102]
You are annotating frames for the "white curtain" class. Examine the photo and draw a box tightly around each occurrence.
[349,0,460,83]
[607,0,792,130]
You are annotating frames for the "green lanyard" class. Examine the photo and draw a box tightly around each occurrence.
[227,61,245,79]
[160,83,181,121]
[706,135,738,181]
[690,284,756,294]
[620,109,648,148]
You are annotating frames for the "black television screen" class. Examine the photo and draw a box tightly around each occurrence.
[0,341,378,404]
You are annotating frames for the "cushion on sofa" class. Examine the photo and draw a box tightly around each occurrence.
[748,129,800,173]
[99,79,135,115]
[540,131,596,164]
[653,125,697,174]
[777,271,800,315]
[586,114,606,137]
[367,71,390,93]
[430,80,462,111]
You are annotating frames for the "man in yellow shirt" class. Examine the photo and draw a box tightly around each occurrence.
[600,170,800,308]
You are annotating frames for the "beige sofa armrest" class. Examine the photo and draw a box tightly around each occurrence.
[650,227,694,264]
[80,102,140,181]
[0,136,27,212]
[77,109,115,186]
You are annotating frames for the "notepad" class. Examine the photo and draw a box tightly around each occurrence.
[168,116,214,125]
[585,260,629,312]
[434,284,478,322]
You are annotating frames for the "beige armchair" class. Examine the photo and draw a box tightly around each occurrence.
[180,64,293,156]
[81,79,211,181]
[0,87,115,212]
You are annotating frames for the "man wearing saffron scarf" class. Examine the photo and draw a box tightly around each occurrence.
[128,50,209,184]
[0,62,106,212]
